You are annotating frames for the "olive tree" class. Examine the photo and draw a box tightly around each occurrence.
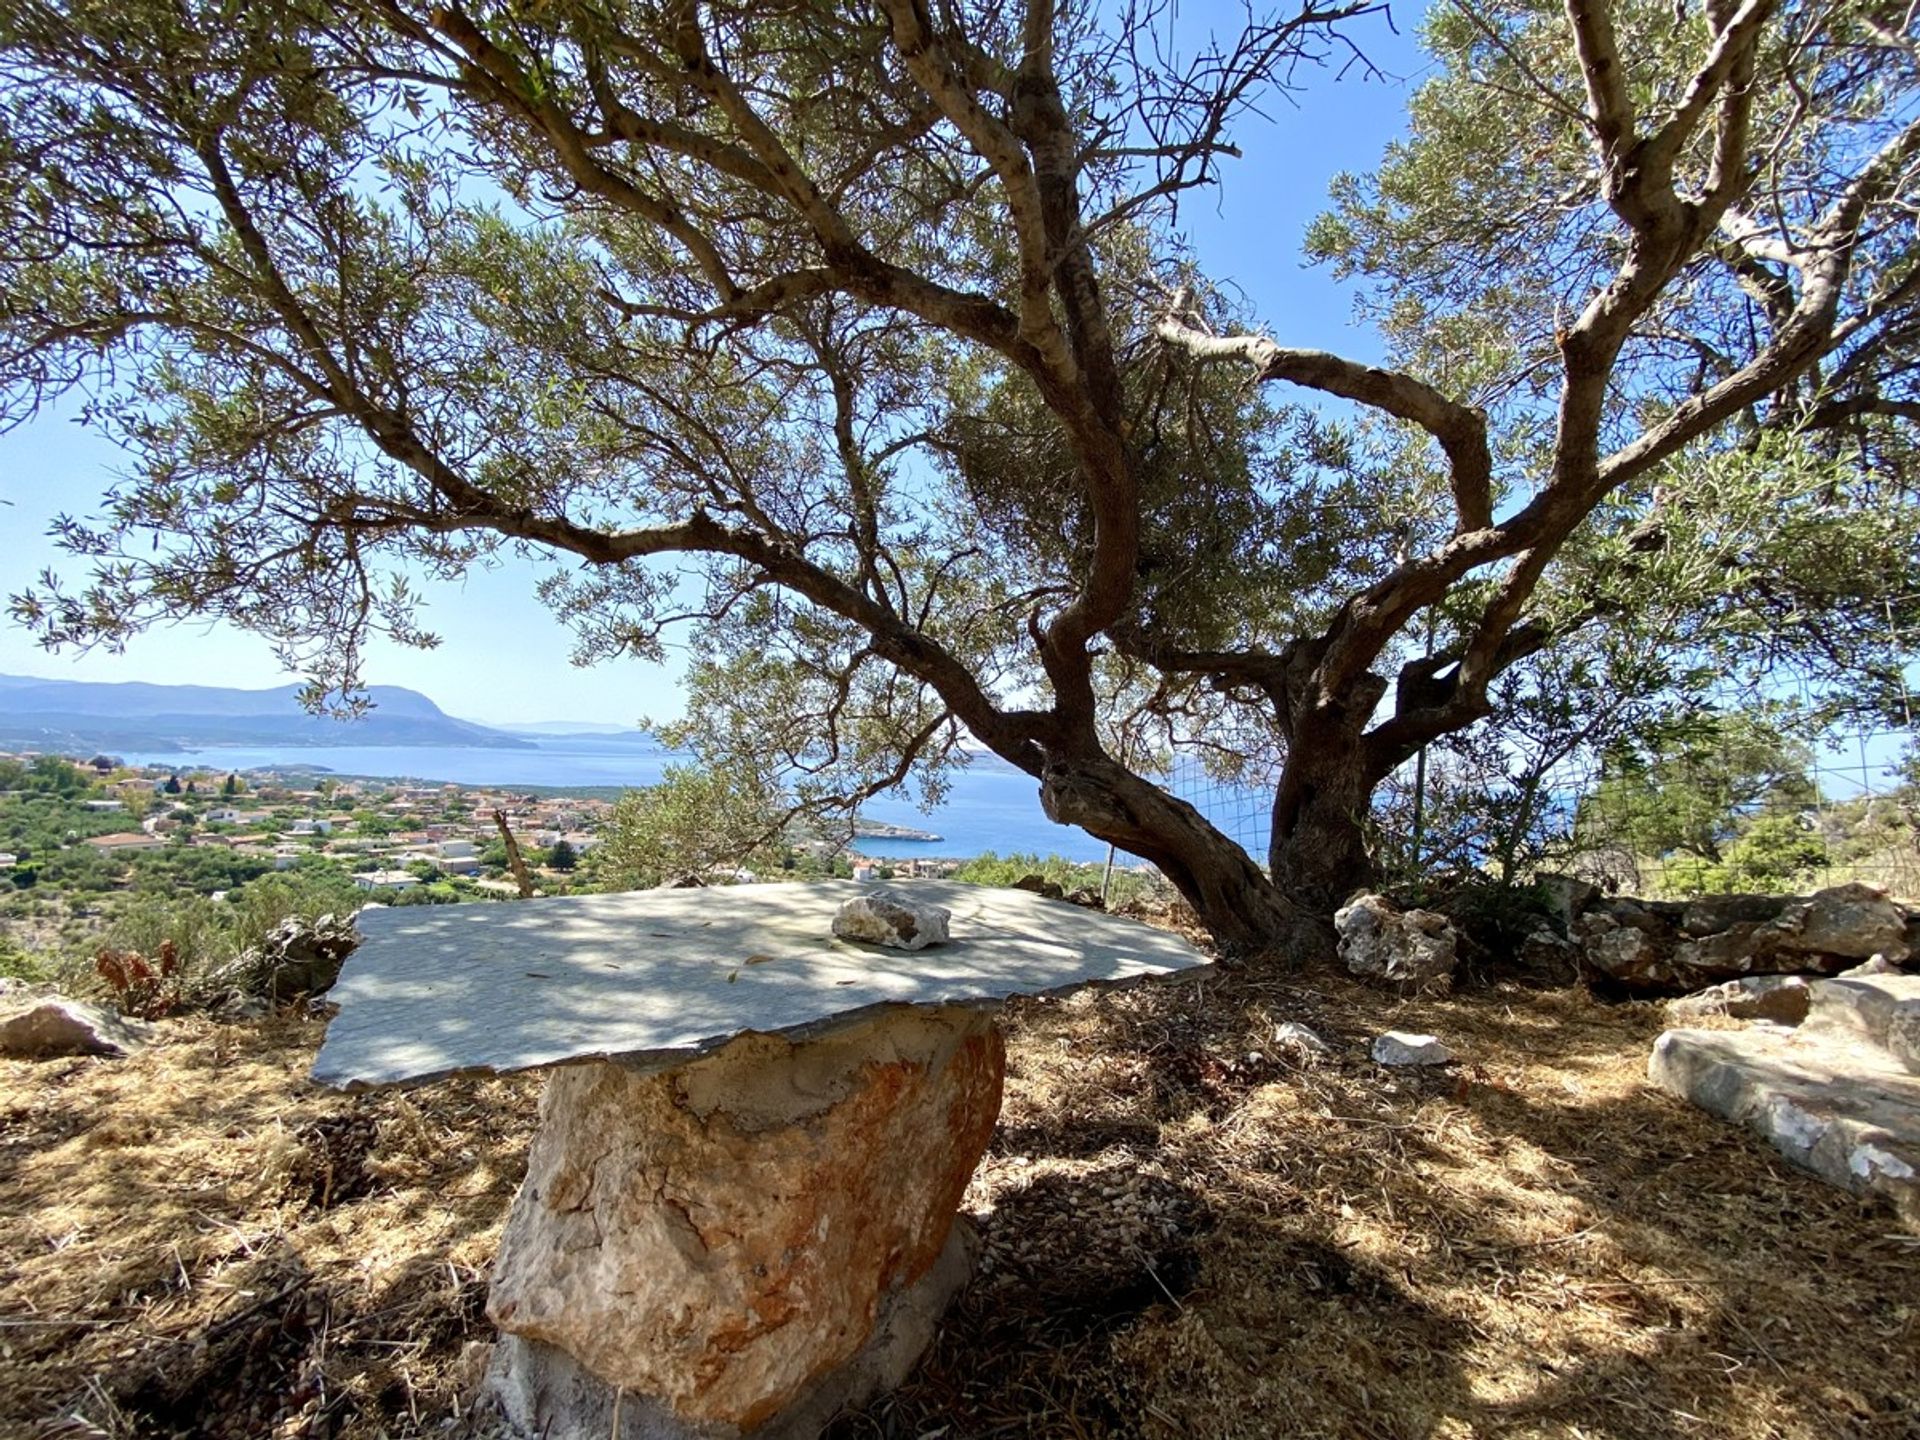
[3,0,1916,953]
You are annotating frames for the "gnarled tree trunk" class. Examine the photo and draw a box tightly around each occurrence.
[1037,751,1321,959]
[1267,700,1380,915]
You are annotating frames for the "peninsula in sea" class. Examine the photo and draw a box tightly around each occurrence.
[0,673,536,753]
[0,672,1156,862]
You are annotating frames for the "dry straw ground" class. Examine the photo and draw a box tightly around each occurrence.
[2,964,1916,1439]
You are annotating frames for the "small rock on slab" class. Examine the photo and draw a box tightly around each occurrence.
[1666,974,1811,1026]
[1650,1024,1920,1228]
[832,891,951,951]
[1372,1031,1453,1066]
[0,998,151,1058]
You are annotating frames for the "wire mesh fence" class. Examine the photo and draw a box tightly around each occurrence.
[1157,719,1920,902]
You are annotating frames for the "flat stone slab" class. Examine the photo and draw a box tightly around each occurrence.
[312,881,1207,1090]
[1650,1025,1920,1227]
[1803,970,1920,1071]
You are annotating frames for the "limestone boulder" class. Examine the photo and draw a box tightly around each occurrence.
[1774,883,1910,964]
[832,892,952,951]
[1669,920,1795,980]
[1576,908,1675,987]
[1576,886,1908,994]
[485,1005,1004,1433]
[0,997,151,1058]
[1650,1021,1920,1227]
[202,911,360,1003]
[1516,927,1581,982]
[1678,893,1791,937]
[1335,895,1457,988]
[1666,974,1811,1026]
[1803,970,1920,1074]
[1533,873,1600,933]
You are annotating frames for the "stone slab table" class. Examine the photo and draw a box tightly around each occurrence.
[310,881,1209,1438]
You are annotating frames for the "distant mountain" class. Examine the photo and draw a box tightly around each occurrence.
[490,720,651,737]
[0,674,535,752]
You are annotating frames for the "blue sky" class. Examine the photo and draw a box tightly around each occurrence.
[0,6,1428,727]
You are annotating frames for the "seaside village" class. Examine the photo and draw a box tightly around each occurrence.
[0,752,967,898]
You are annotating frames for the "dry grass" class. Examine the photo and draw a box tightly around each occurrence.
[3,970,1917,1439]
[839,972,1920,1440]
[0,1013,537,1438]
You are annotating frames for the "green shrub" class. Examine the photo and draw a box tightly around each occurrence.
[0,936,44,981]
[949,851,1158,908]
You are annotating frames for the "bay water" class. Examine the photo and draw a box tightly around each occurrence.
[116,736,1272,864]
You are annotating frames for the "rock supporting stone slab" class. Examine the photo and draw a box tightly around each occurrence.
[484,1222,975,1440]
[312,881,1208,1090]
[481,1005,1004,1437]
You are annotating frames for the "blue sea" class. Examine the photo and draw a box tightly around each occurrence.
[114,736,1271,865]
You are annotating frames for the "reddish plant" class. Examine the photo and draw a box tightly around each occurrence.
[95,939,183,1019]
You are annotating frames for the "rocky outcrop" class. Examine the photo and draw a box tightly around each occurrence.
[1573,884,1913,994]
[1335,894,1458,989]
[832,891,952,951]
[1012,873,1064,900]
[201,912,359,1003]
[1775,884,1910,964]
[0,996,151,1058]
[482,1005,1004,1436]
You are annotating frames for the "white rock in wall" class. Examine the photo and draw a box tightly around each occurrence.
[1335,895,1458,987]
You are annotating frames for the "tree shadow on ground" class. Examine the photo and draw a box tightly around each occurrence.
[0,1012,532,1439]
[833,969,1919,1439]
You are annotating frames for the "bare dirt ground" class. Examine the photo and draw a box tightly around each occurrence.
[3,968,1916,1439]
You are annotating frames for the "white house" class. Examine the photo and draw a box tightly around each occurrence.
[84,832,167,854]
[352,869,420,891]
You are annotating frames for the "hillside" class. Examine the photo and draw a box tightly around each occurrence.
[2,969,1912,1438]
[0,675,534,752]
